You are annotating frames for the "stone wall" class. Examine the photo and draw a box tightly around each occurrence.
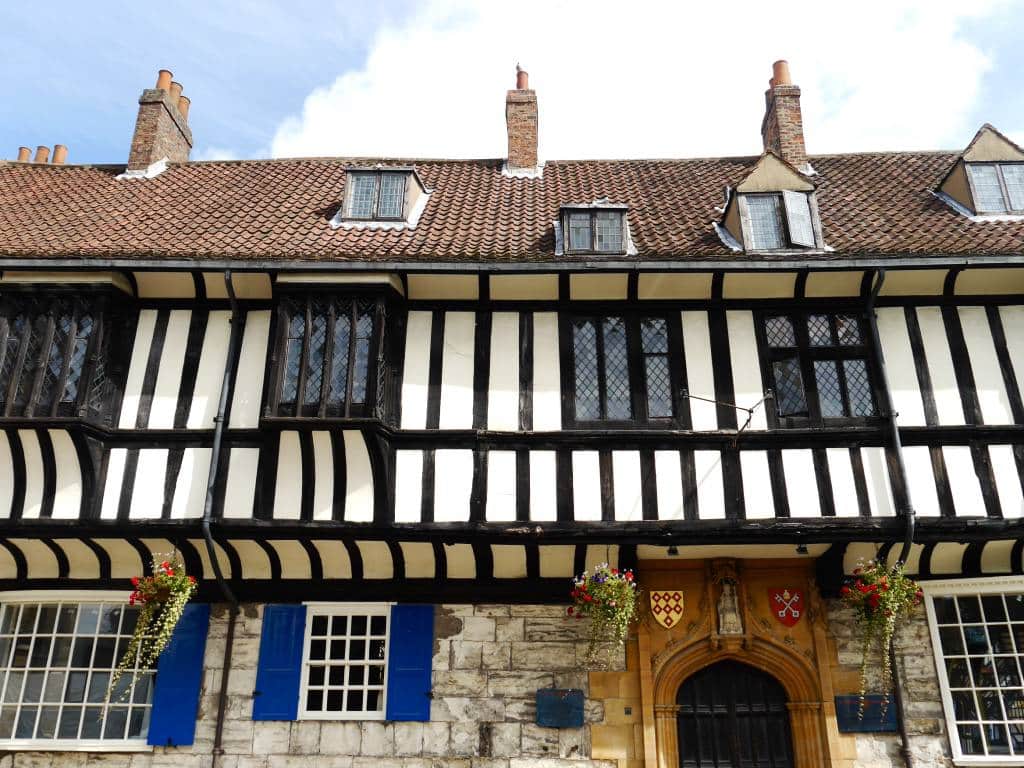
[0,604,623,768]
[826,599,953,768]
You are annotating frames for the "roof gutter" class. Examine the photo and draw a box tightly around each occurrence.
[200,270,243,766]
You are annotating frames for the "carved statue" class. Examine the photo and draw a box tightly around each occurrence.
[717,579,743,635]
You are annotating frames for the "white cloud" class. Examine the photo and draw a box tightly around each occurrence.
[271,0,999,160]
[194,145,240,162]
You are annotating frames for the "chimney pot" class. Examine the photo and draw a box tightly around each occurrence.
[515,65,529,91]
[16,147,31,162]
[52,145,68,165]
[178,95,191,120]
[33,146,50,164]
[772,60,791,86]
[169,81,184,103]
[156,69,173,91]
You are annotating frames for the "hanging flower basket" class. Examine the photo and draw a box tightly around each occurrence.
[840,560,923,717]
[108,554,197,698]
[567,563,639,668]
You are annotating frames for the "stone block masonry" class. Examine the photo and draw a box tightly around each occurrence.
[4,604,625,768]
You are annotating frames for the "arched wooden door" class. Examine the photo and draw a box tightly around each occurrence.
[676,660,794,768]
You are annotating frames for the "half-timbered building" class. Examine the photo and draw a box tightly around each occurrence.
[1,60,1023,768]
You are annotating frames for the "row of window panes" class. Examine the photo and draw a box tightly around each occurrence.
[304,611,387,716]
[968,163,1024,214]
[346,173,406,220]
[566,211,625,253]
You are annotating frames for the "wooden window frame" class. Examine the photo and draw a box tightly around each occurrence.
[266,291,387,420]
[343,171,409,222]
[561,209,628,255]
[739,191,820,252]
[966,162,1024,215]
[754,308,885,429]
[561,311,684,429]
[0,293,109,421]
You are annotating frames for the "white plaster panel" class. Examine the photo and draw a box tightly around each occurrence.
[311,432,334,521]
[394,450,423,523]
[989,444,1024,519]
[187,310,231,429]
[400,311,432,429]
[269,540,312,579]
[18,430,43,519]
[901,446,940,518]
[943,445,987,518]
[229,310,270,429]
[130,449,168,519]
[438,312,475,429]
[16,539,59,579]
[444,544,476,579]
[400,542,436,578]
[998,306,1024,408]
[492,545,528,578]
[170,447,211,519]
[231,540,272,579]
[931,543,969,575]
[148,309,191,428]
[782,449,820,517]
[485,450,517,522]
[529,450,558,521]
[49,431,81,519]
[825,448,859,518]
[0,433,12,518]
[654,451,684,521]
[100,448,127,520]
[875,307,926,427]
[489,275,559,301]
[356,541,393,579]
[223,448,259,519]
[861,447,896,517]
[312,540,352,579]
[343,430,375,522]
[539,545,577,578]
[693,450,724,520]
[726,311,767,430]
[682,311,716,430]
[434,449,473,522]
[118,310,157,428]
[532,313,561,430]
[612,451,643,522]
[981,540,1016,574]
[93,539,146,578]
[739,451,774,520]
[959,306,1012,424]
[61,539,100,579]
[273,432,302,520]
[571,451,601,522]
[916,307,964,425]
[487,312,520,431]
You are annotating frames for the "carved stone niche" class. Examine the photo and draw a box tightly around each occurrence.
[708,559,745,637]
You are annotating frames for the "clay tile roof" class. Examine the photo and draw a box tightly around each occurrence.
[0,152,1021,263]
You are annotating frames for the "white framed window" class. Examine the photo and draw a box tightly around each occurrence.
[298,603,390,720]
[967,163,1024,214]
[343,172,409,221]
[924,577,1024,765]
[561,208,627,254]
[0,591,152,751]
[742,191,817,250]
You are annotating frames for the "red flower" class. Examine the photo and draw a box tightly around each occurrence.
[567,607,574,615]
[611,569,619,576]
[868,594,881,609]
[840,586,851,597]
[166,569,175,576]
[189,575,196,584]
[160,561,170,569]
[625,572,634,582]
[131,576,140,586]
[584,595,593,602]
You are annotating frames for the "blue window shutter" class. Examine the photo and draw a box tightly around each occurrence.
[253,604,307,720]
[385,604,434,721]
[147,603,211,747]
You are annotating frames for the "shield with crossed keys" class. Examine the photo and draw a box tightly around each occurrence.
[769,588,804,628]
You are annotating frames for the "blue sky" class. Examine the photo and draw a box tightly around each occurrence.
[3,1,1022,165]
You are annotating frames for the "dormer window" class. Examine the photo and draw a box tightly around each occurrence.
[966,163,1024,214]
[344,171,409,221]
[561,205,628,254]
[744,191,815,250]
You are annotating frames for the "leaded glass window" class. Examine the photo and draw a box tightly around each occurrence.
[761,312,876,424]
[273,297,381,418]
[746,195,786,250]
[569,314,676,425]
[743,191,819,250]
[562,209,627,254]
[344,171,408,220]
[300,605,389,720]
[0,296,104,419]
[968,163,1024,214]
[0,599,153,746]
[926,586,1024,762]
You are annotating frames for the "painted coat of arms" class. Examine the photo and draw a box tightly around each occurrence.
[769,588,804,627]
[650,590,684,628]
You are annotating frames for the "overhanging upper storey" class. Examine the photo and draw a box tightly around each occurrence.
[936,124,1024,220]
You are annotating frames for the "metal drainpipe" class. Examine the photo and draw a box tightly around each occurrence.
[865,268,917,768]
[200,270,244,766]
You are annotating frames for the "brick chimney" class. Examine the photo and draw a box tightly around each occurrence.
[760,60,806,168]
[127,69,193,171]
[506,65,538,171]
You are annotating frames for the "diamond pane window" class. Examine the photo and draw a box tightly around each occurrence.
[344,171,410,220]
[927,587,1024,762]
[761,312,875,423]
[0,600,153,746]
[570,315,676,424]
[301,605,389,720]
[0,297,102,419]
[746,195,786,250]
[275,298,381,418]
[563,209,627,254]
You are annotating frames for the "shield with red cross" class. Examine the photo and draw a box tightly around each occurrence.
[769,588,804,627]
[650,590,684,629]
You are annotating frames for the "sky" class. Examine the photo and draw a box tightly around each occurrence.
[2,0,1023,166]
